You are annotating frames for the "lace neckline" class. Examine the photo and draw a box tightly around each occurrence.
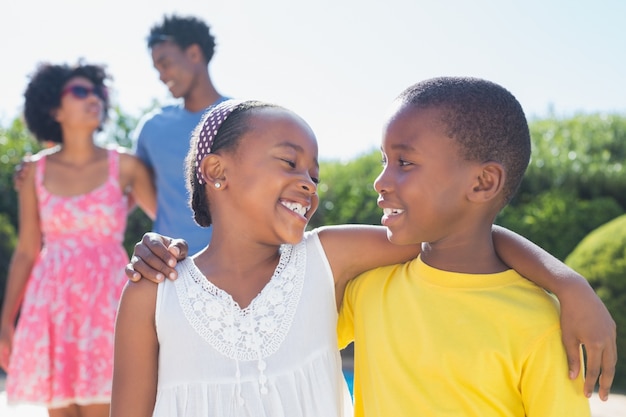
[175,241,306,361]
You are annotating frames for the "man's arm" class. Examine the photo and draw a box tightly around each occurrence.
[493,225,616,400]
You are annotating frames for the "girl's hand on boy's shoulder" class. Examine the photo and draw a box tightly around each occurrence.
[125,233,188,283]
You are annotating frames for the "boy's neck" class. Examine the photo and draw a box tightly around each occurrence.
[420,233,508,275]
[183,76,222,113]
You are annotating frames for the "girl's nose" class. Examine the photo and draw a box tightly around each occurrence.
[301,181,316,194]
[300,175,317,194]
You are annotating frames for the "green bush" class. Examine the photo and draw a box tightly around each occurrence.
[0,119,41,228]
[497,189,624,260]
[123,209,153,257]
[522,113,626,210]
[565,214,626,391]
[309,151,381,228]
[0,213,17,309]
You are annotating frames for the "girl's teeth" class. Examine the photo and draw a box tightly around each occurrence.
[383,208,404,215]
[281,201,309,216]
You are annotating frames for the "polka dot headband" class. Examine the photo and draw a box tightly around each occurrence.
[195,99,246,184]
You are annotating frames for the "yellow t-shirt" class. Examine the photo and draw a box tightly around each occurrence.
[337,256,590,417]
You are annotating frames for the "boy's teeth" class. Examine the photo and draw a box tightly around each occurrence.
[281,201,309,216]
[383,208,404,215]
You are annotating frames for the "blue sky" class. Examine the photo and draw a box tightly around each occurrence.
[0,0,624,160]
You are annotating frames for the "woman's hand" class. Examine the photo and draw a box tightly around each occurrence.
[0,325,14,372]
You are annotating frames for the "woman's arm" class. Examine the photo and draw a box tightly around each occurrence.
[492,225,616,401]
[0,161,42,371]
[110,279,159,417]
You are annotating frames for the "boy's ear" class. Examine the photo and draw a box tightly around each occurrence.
[186,44,203,64]
[199,154,227,189]
[467,162,505,202]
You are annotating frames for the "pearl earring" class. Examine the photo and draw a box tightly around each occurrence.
[214,182,221,189]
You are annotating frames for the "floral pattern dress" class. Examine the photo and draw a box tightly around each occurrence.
[7,149,129,408]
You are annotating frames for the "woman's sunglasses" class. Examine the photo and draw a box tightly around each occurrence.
[61,85,108,101]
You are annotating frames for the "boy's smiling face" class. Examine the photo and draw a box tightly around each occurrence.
[374,103,480,246]
[151,41,197,99]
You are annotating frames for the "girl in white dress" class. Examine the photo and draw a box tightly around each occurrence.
[111,99,617,417]
[111,99,422,417]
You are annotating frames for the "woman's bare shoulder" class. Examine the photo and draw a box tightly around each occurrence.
[28,145,61,162]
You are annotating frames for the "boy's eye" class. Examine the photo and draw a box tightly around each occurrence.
[398,159,412,167]
[281,159,296,168]
[311,176,320,185]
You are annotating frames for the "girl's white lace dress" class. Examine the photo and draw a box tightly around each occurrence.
[152,230,353,416]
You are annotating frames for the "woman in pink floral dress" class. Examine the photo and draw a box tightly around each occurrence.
[0,62,156,417]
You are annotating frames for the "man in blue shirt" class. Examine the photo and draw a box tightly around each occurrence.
[133,15,229,254]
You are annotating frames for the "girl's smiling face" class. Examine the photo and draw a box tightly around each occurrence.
[215,107,320,245]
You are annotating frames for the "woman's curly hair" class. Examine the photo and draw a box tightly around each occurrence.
[23,62,111,143]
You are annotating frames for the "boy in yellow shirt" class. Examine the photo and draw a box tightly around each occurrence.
[336,76,592,416]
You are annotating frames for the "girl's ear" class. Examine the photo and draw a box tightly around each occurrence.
[467,162,505,203]
[199,154,227,189]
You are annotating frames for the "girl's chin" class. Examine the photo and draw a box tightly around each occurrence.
[284,229,307,245]
[387,231,417,247]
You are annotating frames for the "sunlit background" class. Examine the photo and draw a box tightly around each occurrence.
[1,0,624,160]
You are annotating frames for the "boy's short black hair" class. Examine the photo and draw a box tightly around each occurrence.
[23,62,110,144]
[398,76,531,205]
[147,14,216,64]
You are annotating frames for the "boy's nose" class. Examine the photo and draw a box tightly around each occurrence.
[373,171,389,194]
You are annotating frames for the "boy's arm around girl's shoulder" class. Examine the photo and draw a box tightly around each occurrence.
[110,279,160,417]
[491,225,617,400]
[315,224,420,289]
[521,327,591,417]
